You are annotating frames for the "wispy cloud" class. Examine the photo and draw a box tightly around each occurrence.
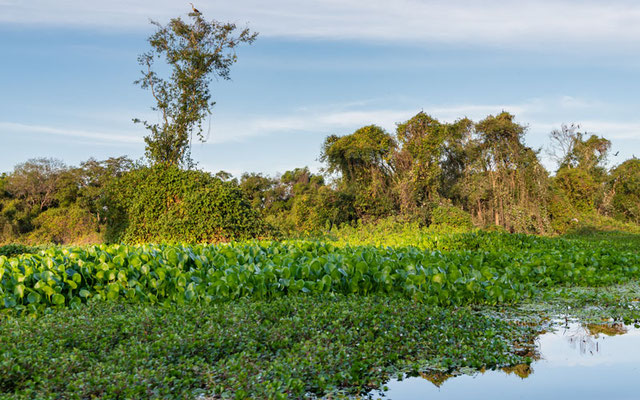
[0,122,143,145]
[3,96,638,156]
[2,1,640,50]
[204,96,640,150]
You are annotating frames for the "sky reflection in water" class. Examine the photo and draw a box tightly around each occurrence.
[382,323,640,400]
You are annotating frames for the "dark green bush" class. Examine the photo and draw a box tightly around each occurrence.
[0,244,37,257]
[103,165,265,244]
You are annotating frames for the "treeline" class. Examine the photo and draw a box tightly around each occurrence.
[1,111,639,244]
[0,160,263,244]
[242,111,639,236]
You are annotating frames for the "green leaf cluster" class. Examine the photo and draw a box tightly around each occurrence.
[2,232,639,315]
[103,165,265,244]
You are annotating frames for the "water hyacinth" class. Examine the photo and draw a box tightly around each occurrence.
[1,232,639,316]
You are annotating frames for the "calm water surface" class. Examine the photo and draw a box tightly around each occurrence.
[381,322,640,399]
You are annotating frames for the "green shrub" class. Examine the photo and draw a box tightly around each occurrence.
[27,205,99,245]
[0,244,37,258]
[547,191,580,234]
[565,213,640,237]
[553,168,599,213]
[610,159,640,224]
[104,165,265,244]
[429,203,473,229]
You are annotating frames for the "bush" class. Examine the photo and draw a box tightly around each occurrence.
[27,205,99,245]
[553,168,599,213]
[610,159,640,224]
[0,244,38,258]
[104,165,265,244]
[429,203,473,229]
[547,190,580,234]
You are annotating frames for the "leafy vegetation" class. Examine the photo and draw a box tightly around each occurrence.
[1,229,639,398]
[609,158,640,223]
[1,231,639,316]
[0,244,40,258]
[0,296,538,399]
[0,157,133,245]
[103,165,265,244]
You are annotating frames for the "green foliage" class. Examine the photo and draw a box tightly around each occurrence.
[2,232,640,316]
[429,203,473,228]
[4,158,67,212]
[75,157,135,220]
[135,8,257,166]
[0,296,537,399]
[104,165,264,244]
[610,158,640,223]
[2,111,639,243]
[553,167,598,213]
[321,125,395,183]
[239,172,278,210]
[27,205,99,245]
[564,213,640,239]
[546,191,579,234]
[329,216,429,247]
[240,168,356,236]
[0,244,39,258]
[321,125,396,218]
[470,113,552,233]
[0,157,134,245]
[394,113,472,212]
[564,134,611,175]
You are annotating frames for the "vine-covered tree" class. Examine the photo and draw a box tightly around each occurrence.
[393,112,473,213]
[321,125,396,217]
[135,7,257,166]
[609,158,640,223]
[468,112,551,233]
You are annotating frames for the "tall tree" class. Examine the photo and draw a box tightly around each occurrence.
[135,7,257,167]
[393,112,473,213]
[548,124,611,174]
[321,125,396,217]
[548,124,612,216]
[469,112,550,233]
[6,158,67,212]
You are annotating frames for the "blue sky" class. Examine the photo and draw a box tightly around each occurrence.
[2,0,640,176]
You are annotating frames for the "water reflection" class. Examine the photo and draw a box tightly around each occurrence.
[381,322,640,399]
[501,363,532,379]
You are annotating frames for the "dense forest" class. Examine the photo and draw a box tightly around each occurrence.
[1,111,639,245]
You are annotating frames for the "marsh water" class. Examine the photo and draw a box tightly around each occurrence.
[380,322,640,399]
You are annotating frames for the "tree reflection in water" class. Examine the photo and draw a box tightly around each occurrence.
[391,321,635,393]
